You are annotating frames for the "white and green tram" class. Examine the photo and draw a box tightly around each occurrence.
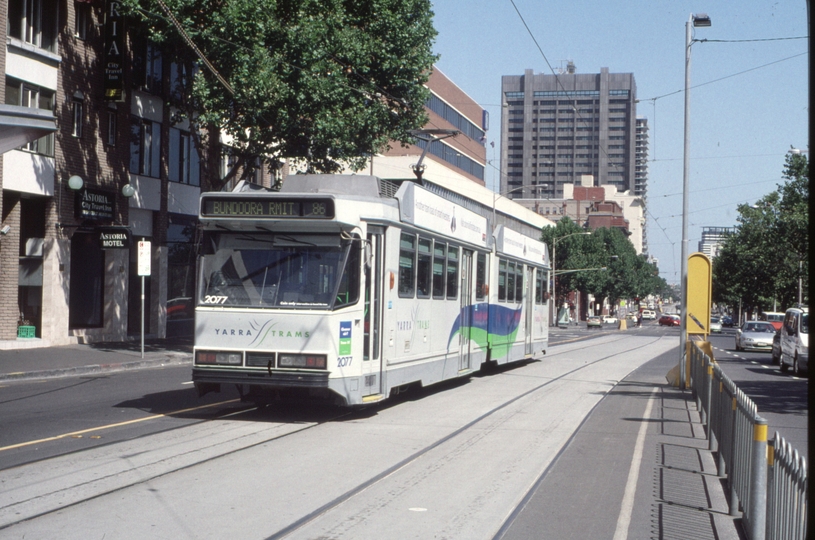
[193,175,550,406]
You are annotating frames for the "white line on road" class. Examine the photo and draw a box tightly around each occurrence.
[612,387,657,540]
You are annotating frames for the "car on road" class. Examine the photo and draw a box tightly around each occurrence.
[722,315,734,327]
[586,315,602,329]
[709,316,722,333]
[735,321,776,352]
[779,307,808,375]
[602,315,618,324]
[658,314,680,327]
[641,310,656,320]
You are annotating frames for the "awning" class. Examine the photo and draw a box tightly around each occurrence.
[0,104,57,155]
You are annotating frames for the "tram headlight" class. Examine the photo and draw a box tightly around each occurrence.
[278,353,327,369]
[196,351,243,366]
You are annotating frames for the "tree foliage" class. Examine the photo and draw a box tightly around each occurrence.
[120,0,438,190]
[712,152,809,312]
[540,219,667,309]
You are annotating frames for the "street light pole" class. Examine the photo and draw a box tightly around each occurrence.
[680,12,711,390]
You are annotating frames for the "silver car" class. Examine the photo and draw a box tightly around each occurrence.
[710,316,722,333]
[735,321,776,352]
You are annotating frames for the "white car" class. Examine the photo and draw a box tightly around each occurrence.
[641,310,656,320]
[602,315,618,324]
[709,316,722,333]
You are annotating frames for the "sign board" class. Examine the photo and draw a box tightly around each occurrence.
[98,227,130,249]
[103,0,126,102]
[686,252,712,335]
[75,187,115,221]
[137,240,151,276]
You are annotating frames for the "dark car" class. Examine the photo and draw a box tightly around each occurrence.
[722,315,734,328]
[658,314,680,327]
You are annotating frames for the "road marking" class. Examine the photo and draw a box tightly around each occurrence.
[613,387,657,540]
[0,399,241,453]
[181,381,194,385]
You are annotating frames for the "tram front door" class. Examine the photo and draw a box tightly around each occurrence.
[459,249,474,372]
[363,229,384,396]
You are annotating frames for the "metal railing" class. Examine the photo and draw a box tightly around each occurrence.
[688,341,807,540]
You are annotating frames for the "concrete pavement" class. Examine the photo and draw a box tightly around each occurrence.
[0,336,192,382]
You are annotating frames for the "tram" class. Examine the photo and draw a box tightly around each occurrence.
[193,174,550,406]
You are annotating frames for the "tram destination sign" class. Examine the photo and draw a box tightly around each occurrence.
[201,197,335,219]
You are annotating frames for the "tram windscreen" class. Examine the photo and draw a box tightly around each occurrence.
[199,232,359,309]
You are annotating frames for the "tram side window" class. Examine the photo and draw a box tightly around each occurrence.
[446,246,459,299]
[432,242,446,299]
[475,252,486,301]
[417,237,432,298]
[506,261,515,302]
[399,233,416,297]
[515,263,524,301]
[535,268,544,304]
[498,259,507,301]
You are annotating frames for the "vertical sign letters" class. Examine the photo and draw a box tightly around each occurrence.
[104,0,125,102]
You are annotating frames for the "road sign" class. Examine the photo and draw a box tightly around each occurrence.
[687,252,711,335]
[137,241,151,276]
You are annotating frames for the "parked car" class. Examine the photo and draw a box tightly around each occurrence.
[641,310,656,320]
[586,315,602,329]
[779,307,808,375]
[735,321,776,352]
[709,316,722,333]
[771,330,782,365]
[722,315,734,328]
[658,314,680,327]
[602,315,618,324]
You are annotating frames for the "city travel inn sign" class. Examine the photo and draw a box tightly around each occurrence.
[75,187,115,221]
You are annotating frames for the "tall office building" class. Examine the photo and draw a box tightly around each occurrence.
[500,66,639,199]
[698,227,735,259]
[635,117,649,254]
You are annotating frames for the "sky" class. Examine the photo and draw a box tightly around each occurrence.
[429,1,809,284]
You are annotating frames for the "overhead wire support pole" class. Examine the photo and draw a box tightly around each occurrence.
[680,13,711,390]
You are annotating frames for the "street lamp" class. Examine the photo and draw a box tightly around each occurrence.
[679,12,711,390]
[549,231,591,326]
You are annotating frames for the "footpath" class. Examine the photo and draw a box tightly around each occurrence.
[0,336,192,382]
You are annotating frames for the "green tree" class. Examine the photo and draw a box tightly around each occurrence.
[121,0,438,190]
[712,152,808,312]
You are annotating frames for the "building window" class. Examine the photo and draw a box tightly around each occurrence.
[134,39,163,94]
[169,128,201,186]
[74,1,90,40]
[8,0,58,52]
[130,117,162,178]
[72,97,83,138]
[5,77,54,156]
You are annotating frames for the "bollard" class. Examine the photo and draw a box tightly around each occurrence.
[748,418,768,540]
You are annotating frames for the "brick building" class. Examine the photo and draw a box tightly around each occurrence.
[0,0,274,346]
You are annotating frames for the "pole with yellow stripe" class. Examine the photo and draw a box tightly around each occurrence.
[748,417,768,540]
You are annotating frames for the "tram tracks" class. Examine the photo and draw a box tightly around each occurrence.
[1,334,668,535]
[263,335,668,540]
